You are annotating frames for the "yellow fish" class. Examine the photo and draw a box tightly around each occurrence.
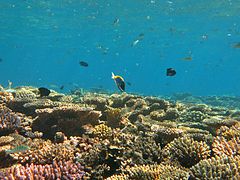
[111,72,125,92]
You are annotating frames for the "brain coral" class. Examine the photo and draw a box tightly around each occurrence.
[107,164,189,180]
[162,137,211,167]
[0,160,85,179]
[190,155,240,180]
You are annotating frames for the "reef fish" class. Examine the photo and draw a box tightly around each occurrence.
[111,72,125,92]
[79,61,89,67]
[166,68,176,76]
[38,87,51,97]
[5,145,30,154]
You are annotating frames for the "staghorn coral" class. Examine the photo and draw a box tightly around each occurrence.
[0,136,14,146]
[212,136,240,157]
[107,164,189,180]
[162,137,210,167]
[216,122,240,139]
[92,124,113,139]
[0,92,14,105]
[0,160,85,179]
[33,105,101,138]
[190,155,240,180]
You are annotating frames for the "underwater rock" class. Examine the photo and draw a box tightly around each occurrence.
[33,105,101,139]
[190,155,240,180]
[0,160,85,179]
[162,137,211,168]
[107,164,190,180]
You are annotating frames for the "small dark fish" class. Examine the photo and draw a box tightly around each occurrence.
[112,72,125,92]
[59,85,64,90]
[79,61,89,67]
[166,68,176,76]
[182,56,192,61]
[113,18,120,25]
[232,42,240,48]
[38,87,51,97]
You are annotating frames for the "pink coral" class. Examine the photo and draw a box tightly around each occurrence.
[0,161,85,179]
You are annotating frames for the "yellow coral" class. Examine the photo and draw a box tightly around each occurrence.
[92,124,113,139]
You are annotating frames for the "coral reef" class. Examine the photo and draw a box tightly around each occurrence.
[0,86,240,179]
[190,155,240,180]
[162,137,211,167]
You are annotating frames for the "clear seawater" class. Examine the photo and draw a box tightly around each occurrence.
[0,0,239,96]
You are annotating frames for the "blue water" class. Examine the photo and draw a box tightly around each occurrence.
[0,0,239,96]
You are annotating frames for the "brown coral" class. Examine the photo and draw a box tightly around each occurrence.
[216,122,240,139]
[162,137,211,167]
[212,136,240,157]
[0,105,32,134]
[33,105,101,138]
[0,92,14,104]
[190,155,240,180]
[107,164,189,180]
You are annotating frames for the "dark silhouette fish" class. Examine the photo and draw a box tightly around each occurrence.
[112,72,125,92]
[38,87,51,97]
[79,61,89,67]
[166,68,176,76]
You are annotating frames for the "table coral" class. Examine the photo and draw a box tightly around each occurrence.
[190,155,240,180]
[162,137,210,167]
[33,106,101,138]
[0,160,85,179]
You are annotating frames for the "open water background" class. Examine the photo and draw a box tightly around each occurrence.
[0,0,239,96]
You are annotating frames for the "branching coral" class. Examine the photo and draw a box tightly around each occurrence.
[9,138,76,164]
[216,122,240,139]
[0,160,85,179]
[0,92,14,105]
[162,137,211,167]
[105,107,122,128]
[190,155,240,180]
[212,136,240,157]
[107,164,190,180]
[0,105,32,134]
[92,124,113,139]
